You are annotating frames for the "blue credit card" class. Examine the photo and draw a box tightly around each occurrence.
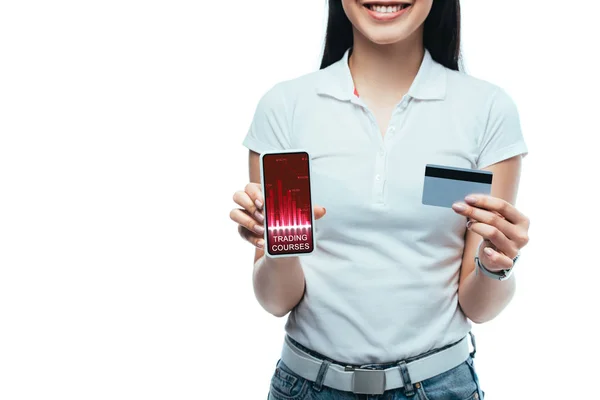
[422,164,493,208]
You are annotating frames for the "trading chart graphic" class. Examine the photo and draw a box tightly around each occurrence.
[262,152,314,256]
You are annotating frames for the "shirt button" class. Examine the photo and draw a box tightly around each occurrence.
[375,174,381,181]
[378,149,385,156]
[388,126,395,134]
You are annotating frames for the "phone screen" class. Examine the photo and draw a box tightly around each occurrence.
[261,151,314,256]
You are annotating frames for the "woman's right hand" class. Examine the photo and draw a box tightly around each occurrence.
[230,183,326,249]
[230,183,267,249]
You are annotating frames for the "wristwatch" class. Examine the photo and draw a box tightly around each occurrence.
[474,240,519,281]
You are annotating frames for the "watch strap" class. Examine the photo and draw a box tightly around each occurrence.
[474,241,517,281]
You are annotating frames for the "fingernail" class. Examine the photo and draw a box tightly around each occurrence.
[256,239,264,248]
[254,210,264,222]
[484,247,494,256]
[255,199,263,209]
[452,203,467,211]
[253,225,264,234]
[465,196,477,204]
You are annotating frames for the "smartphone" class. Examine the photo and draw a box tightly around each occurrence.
[259,150,315,258]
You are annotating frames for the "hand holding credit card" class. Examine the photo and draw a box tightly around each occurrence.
[422,164,493,208]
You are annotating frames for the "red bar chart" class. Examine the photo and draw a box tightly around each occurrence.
[266,181,312,230]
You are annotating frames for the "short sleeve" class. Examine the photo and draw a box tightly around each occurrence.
[242,83,292,154]
[476,88,528,169]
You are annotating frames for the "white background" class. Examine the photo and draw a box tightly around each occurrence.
[1,1,599,399]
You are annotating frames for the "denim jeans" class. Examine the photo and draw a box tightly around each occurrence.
[267,343,484,400]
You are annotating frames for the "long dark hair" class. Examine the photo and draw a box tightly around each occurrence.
[320,0,462,71]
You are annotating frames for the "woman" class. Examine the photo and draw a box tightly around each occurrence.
[230,0,530,399]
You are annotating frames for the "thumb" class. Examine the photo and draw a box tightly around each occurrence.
[313,205,326,220]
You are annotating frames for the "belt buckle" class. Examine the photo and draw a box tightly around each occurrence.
[351,368,386,395]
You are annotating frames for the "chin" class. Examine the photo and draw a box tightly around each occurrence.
[360,25,419,46]
[364,31,413,45]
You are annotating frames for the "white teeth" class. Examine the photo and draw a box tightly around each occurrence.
[368,4,408,13]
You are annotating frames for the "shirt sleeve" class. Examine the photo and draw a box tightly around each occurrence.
[242,83,292,154]
[476,87,529,169]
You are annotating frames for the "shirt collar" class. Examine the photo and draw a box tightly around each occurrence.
[315,47,447,101]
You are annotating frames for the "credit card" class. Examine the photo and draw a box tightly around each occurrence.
[422,164,493,208]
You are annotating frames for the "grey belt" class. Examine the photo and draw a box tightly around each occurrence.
[281,335,470,395]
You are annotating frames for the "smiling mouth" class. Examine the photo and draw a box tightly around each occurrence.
[363,2,412,13]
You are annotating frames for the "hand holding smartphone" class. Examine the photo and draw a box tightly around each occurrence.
[259,150,317,258]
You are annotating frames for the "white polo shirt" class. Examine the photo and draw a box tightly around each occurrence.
[243,48,528,364]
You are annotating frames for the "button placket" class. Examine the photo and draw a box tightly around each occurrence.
[376,98,409,204]
[361,102,410,206]
[373,125,388,205]
[360,108,387,203]
[373,149,385,204]
[385,97,411,144]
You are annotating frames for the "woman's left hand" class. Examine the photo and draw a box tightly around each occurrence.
[452,194,530,271]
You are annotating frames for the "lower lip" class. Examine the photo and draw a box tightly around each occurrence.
[364,5,411,21]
